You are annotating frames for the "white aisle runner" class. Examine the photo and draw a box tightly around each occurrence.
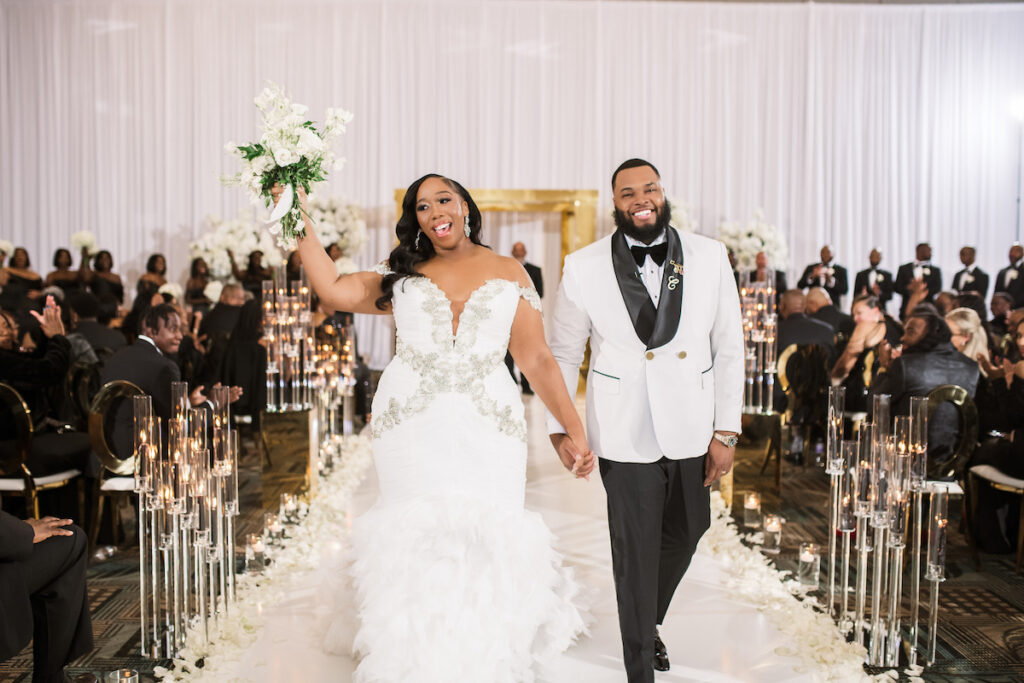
[203,397,855,682]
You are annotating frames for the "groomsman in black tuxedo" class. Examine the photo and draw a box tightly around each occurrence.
[951,246,989,297]
[797,245,848,306]
[895,243,943,319]
[995,243,1024,308]
[0,511,93,683]
[853,248,894,307]
[749,251,787,295]
[505,242,544,394]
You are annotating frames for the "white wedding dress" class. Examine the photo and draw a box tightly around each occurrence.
[323,268,586,682]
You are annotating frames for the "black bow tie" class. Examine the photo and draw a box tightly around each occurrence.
[630,243,668,268]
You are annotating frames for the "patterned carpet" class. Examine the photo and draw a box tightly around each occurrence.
[4,430,1024,681]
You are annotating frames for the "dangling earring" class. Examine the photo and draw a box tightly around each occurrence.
[414,230,423,250]
[464,215,471,238]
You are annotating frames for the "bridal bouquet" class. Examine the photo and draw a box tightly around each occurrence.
[223,82,353,250]
[70,230,97,255]
[717,210,788,271]
[0,239,12,258]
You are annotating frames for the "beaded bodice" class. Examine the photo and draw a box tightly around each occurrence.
[370,265,541,441]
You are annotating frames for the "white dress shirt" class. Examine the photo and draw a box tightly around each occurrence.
[957,265,976,290]
[1006,260,1023,288]
[623,232,667,306]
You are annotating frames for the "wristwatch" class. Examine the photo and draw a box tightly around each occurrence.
[713,432,739,448]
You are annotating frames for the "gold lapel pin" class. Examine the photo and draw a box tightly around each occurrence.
[669,260,684,275]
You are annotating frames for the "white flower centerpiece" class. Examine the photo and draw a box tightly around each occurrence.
[306,192,367,275]
[189,210,285,281]
[667,198,698,234]
[717,210,788,271]
[70,230,97,256]
[223,82,353,250]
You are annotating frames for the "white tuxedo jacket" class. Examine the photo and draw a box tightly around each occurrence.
[546,228,744,463]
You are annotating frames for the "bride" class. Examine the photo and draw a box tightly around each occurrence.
[281,174,593,681]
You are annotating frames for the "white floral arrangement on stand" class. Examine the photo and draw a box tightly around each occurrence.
[70,230,97,256]
[223,82,353,250]
[0,239,13,259]
[189,210,285,281]
[306,193,368,275]
[156,431,374,682]
[717,210,788,271]
[668,198,698,233]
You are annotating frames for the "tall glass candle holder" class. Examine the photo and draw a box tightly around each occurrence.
[926,487,948,666]
[909,395,929,665]
[762,514,782,554]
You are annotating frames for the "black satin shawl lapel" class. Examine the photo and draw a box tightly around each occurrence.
[611,230,656,346]
[648,228,683,350]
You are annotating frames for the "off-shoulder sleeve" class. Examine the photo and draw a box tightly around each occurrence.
[517,285,542,313]
[371,261,394,276]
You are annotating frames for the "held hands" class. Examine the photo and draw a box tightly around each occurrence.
[550,433,595,481]
[29,296,65,338]
[26,516,74,543]
[704,434,734,487]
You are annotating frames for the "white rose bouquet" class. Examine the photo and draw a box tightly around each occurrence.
[203,280,224,303]
[0,239,13,259]
[223,82,353,250]
[70,230,97,255]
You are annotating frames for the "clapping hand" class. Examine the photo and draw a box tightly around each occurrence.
[878,340,901,370]
[29,296,65,338]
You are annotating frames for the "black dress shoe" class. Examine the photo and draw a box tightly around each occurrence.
[653,629,670,672]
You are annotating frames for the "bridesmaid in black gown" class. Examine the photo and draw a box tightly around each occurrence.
[79,249,124,304]
[44,248,81,296]
[184,257,212,315]
[0,247,43,305]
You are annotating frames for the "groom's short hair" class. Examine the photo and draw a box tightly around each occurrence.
[611,158,660,190]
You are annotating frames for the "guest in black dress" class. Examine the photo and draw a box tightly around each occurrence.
[185,257,212,315]
[831,295,902,413]
[228,249,272,298]
[80,249,124,305]
[137,253,167,296]
[0,247,43,306]
[221,299,267,423]
[43,248,80,297]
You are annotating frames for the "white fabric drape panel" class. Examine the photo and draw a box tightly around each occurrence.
[2,0,1023,367]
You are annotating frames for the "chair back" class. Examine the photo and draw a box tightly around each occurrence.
[88,380,144,476]
[64,362,100,429]
[780,344,831,426]
[0,382,32,477]
[776,343,798,393]
[925,383,979,481]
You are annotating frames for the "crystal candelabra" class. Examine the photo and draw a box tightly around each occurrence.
[739,270,777,414]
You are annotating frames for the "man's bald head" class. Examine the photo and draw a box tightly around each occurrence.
[779,290,806,319]
[220,283,245,306]
[805,287,832,314]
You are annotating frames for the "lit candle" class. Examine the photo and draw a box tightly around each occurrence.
[764,516,782,533]
[745,492,760,509]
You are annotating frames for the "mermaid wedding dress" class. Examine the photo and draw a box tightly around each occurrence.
[323,266,586,682]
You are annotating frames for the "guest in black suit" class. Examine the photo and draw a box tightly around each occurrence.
[0,511,93,683]
[894,243,943,319]
[505,242,544,394]
[952,246,989,297]
[66,291,125,353]
[805,287,854,340]
[101,304,240,460]
[995,243,1024,308]
[198,283,245,339]
[746,251,787,297]
[775,290,836,411]
[797,245,848,306]
[872,304,979,472]
[853,248,894,308]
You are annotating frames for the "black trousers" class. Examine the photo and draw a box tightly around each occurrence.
[22,525,94,683]
[599,456,711,683]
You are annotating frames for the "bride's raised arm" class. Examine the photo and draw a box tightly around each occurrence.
[272,184,389,316]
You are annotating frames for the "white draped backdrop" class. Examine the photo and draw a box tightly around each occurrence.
[2,0,1023,368]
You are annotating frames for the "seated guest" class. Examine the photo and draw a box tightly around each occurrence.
[0,246,43,303]
[953,291,1000,358]
[991,292,1014,339]
[952,246,989,298]
[0,299,95,482]
[872,304,979,472]
[0,511,93,683]
[184,257,212,315]
[805,287,854,340]
[79,249,124,305]
[969,323,1024,552]
[774,290,835,411]
[44,248,81,296]
[895,243,943,319]
[853,247,894,308]
[946,307,1001,434]
[934,290,957,316]
[798,245,849,307]
[228,249,272,298]
[199,283,245,338]
[137,253,167,295]
[995,242,1024,308]
[101,304,241,459]
[67,291,125,352]
[745,250,786,296]
[832,295,903,413]
[60,301,98,367]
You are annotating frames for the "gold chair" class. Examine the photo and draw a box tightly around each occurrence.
[924,384,979,482]
[757,343,797,490]
[967,462,1024,573]
[0,382,84,517]
[87,380,144,551]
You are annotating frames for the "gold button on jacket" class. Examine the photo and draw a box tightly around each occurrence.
[645,351,654,360]
[677,351,687,359]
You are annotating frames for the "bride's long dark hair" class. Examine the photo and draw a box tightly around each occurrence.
[375,174,485,310]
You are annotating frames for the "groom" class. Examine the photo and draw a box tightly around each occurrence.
[547,159,744,682]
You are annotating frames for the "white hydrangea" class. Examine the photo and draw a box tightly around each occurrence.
[306,193,368,261]
[158,282,184,302]
[718,211,789,271]
[189,209,285,281]
[0,239,13,258]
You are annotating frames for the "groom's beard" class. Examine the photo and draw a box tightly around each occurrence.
[613,201,672,245]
